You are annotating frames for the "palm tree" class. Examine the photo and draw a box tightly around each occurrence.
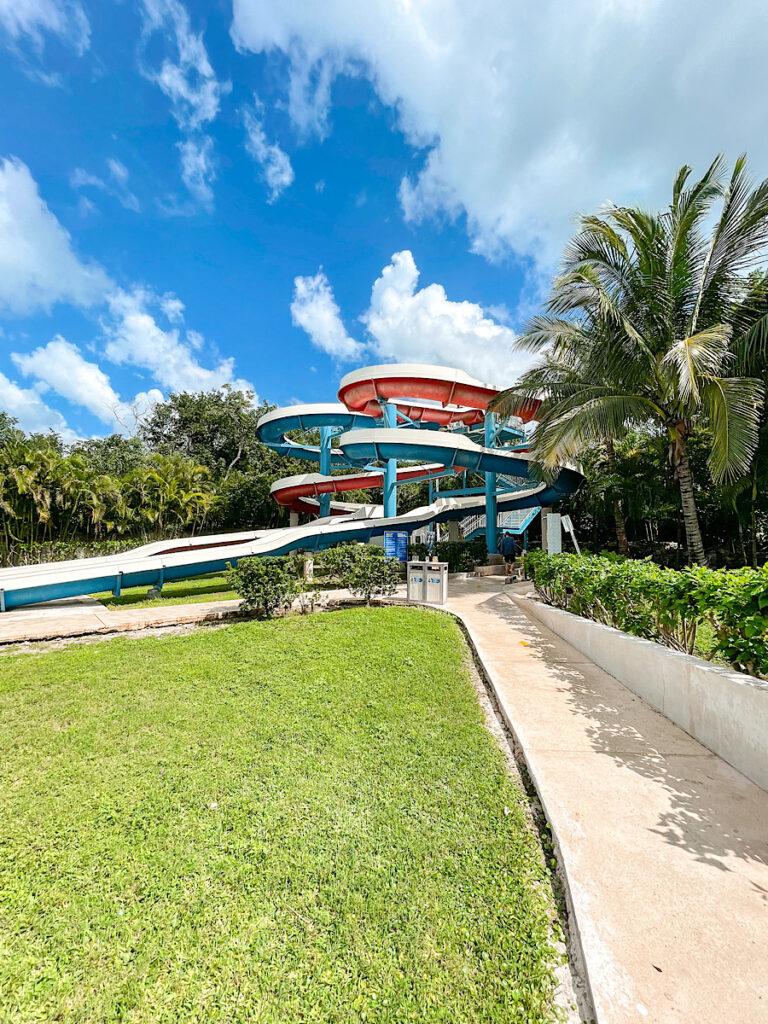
[728,270,768,564]
[493,156,768,565]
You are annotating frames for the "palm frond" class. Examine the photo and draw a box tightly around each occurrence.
[701,375,764,482]
[733,309,768,373]
[660,324,733,403]
[513,315,590,354]
[529,391,662,467]
[695,156,768,330]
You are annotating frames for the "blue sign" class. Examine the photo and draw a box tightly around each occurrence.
[384,531,409,562]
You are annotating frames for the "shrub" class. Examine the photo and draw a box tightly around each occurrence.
[227,557,299,617]
[316,543,386,586]
[344,548,401,603]
[408,538,487,572]
[523,550,768,678]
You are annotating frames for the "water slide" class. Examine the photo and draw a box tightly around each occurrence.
[0,364,581,611]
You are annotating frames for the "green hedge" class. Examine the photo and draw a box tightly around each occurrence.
[228,545,400,614]
[408,539,488,572]
[523,550,768,679]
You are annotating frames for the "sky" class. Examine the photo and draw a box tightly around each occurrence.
[1,0,767,441]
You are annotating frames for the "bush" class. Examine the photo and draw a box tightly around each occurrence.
[316,543,386,586]
[227,557,299,617]
[524,550,768,679]
[315,544,399,602]
[344,548,399,602]
[344,548,401,603]
[408,538,487,572]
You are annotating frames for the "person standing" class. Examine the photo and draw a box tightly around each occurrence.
[500,531,516,563]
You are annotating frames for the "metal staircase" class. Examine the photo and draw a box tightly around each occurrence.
[460,505,541,540]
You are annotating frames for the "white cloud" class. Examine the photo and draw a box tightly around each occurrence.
[0,159,252,430]
[291,271,365,361]
[243,105,294,202]
[71,168,104,190]
[106,158,129,186]
[0,0,89,54]
[363,251,518,386]
[77,195,97,217]
[291,251,518,385]
[0,156,112,315]
[104,287,255,396]
[177,136,215,206]
[12,336,163,430]
[71,159,140,212]
[140,0,229,205]
[0,369,78,441]
[160,291,185,322]
[140,0,226,131]
[231,0,768,268]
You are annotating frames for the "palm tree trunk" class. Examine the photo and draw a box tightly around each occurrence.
[673,441,708,566]
[605,439,629,556]
[733,503,749,566]
[751,468,758,568]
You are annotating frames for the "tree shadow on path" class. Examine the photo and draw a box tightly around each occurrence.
[473,589,768,880]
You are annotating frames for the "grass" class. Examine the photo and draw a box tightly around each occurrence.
[0,607,562,1023]
[94,572,238,609]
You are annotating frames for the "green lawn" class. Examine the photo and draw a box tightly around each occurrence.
[0,608,562,1023]
[94,572,238,609]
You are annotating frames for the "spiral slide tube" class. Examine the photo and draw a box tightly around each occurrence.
[0,364,581,611]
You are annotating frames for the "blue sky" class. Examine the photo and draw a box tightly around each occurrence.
[1,0,766,440]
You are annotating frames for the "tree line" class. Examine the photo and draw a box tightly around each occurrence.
[0,389,306,565]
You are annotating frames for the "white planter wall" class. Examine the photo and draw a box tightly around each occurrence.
[514,595,768,792]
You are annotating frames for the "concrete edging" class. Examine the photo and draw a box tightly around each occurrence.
[512,593,768,793]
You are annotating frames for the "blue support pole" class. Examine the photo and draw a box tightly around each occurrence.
[381,402,398,518]
[484,411,498,557]
[319,425,332,518]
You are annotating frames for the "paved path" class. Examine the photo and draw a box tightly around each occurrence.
[444,578,768,1024]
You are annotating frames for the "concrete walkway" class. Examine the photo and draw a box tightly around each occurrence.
[445,578,768,1024]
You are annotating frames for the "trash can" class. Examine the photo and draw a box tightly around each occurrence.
[424,562,448,605]
[407,561,448,605]
[407,560,426,602]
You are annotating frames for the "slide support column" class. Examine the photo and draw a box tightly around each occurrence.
[319,426,332,518]
[381,402,398,518]
[484,411,498,557]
